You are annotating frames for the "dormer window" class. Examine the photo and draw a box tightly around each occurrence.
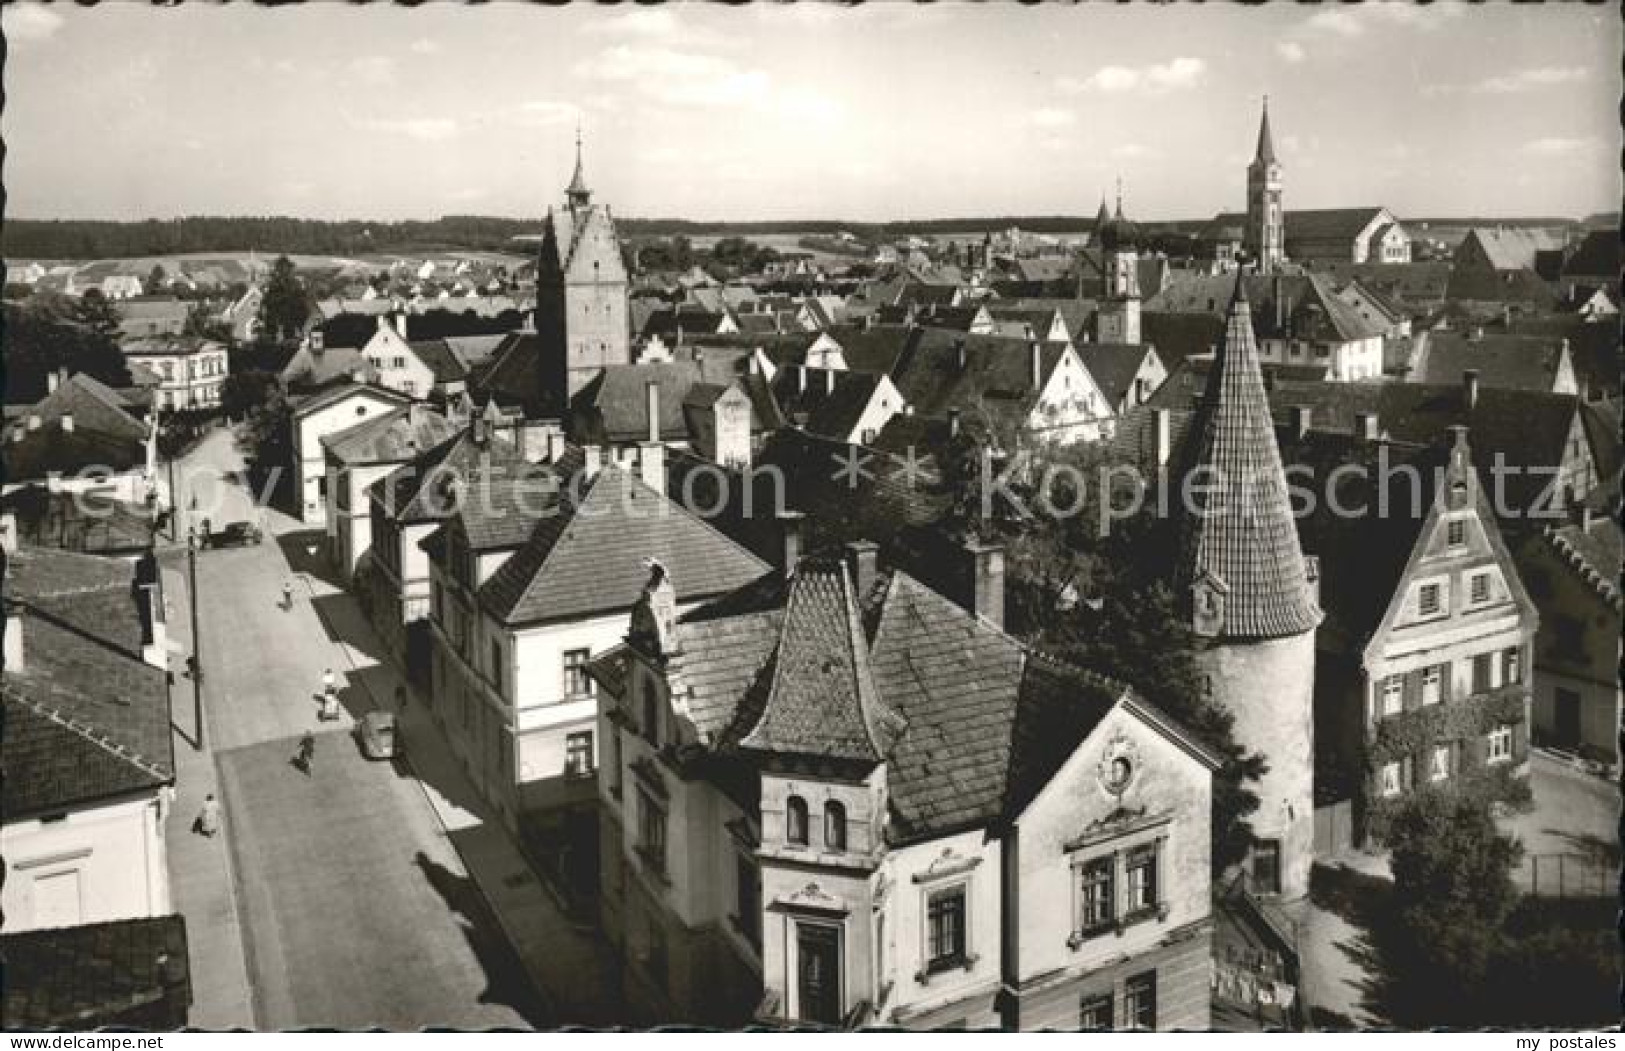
[786,795,809,846]
[1447,519,1466,548]
[824,801,847,852]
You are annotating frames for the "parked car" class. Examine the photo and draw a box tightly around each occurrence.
[359,710,398,760]
[203,520,262,548]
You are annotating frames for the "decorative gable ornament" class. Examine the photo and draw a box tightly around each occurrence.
[629,559,680,659]
[1190,569,1230,637]
[1097,734,1141,799]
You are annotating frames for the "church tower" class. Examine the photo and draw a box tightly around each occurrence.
[1174,274,1320,899]
[1244,98,1284,275]
[535,130,631,401]
[1095,185,1141,344]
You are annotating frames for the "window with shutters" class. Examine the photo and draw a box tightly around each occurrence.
[1469,572,1490,606]
[1472,653,1493,693]
[1421,666,1441,706]
[1447,519,1466,548]
[1381,676,1404,717]
[1418,583,1443,618]
[1487,725,1513,764]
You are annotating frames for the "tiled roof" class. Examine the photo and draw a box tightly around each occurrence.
[1283,208,1388,243]
[433,457,565,554]
[407,338,471,383]
[1561,230,1620,280]
[1502,314,1620,399]
[739,558,900,763]
[122,336,223,359]
[887,327,1069,426]
[289,381,410,420]
[1141,311,1227,370]
[820,324,916,374]
[1412,332,1571,392]
[1305,261,1450,310]
[1,485,157,555]
[1079,343,1153,409]
[320,404,460,465]
[1445,263,1560,308]
[369,428,523,525]
[31,374,150,442]
[1542,515,1623,609]
[571,359,753,444]
[1147,273,1383,343]
[2,915,190,1029]
[466,331,566,417]
[6,424,149,481]
[478,466,770,626]
[1173,277,1323,638]
[771,368,885,441]
[1465,227,1568,272]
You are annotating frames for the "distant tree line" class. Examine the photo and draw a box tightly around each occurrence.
[0,214,1171,261]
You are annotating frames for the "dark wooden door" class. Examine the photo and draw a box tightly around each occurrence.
[797,923,841,1025]
[1555,689,1581,746]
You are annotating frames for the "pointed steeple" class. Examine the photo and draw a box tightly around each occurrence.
[1175,272,1320,638]
[1094,195,1111,232]
[1253,96,1277,167]
[1113,175,1125,221]
[565,124,591,208]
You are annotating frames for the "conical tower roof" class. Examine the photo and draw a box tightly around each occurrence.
[1174,274,1320,638]
[1253,98,1277,167]
[565,127,591,204]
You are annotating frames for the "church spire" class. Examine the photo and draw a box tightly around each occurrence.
[566,124,592,209]
[1175,271,1320,638]
[1253,95,1277,167]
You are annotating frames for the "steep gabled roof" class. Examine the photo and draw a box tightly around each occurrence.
[1,916,190,1029]
[1173,277,1322,638]
[30,374,149,442]
[478,466,770,626]
[1079,342,1156,409]
[1412,332,1572,393]
[1561,229,1620,280]
[320,404,460,465]
[1465,226,1568,272]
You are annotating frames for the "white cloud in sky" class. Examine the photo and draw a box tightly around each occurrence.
[1477,67,1589,93]
[1110,143,1154,159]
[364,116,460,142]
[1028,107,1076,129]
[409,39,441,56]
[1522,136,1602,156]
[350,55,397,87]
[1059,57,1206,95]
[4,4,64,43]
[1305,2,1462,38]
[1277,41,1306,64]
[576,44,840,125]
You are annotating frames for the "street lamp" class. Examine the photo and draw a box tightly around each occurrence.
[186,526,205,752]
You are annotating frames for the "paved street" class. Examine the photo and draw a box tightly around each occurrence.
[165,428,546,1029]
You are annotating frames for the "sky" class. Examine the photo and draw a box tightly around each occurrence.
[3,1,1618,224]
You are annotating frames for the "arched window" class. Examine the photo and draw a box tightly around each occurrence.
[824,801,847,852]
[786,795,809,846]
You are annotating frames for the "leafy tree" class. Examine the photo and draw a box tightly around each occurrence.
[183,301,233,343]
[219,369,280,422]
[1378,793,1521,1026]
[2,299,132,402]
[257,255,310,341]
[148,264,168,291]
[73,287,123,337]
[236,383,294,507]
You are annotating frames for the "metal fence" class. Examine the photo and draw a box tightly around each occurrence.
[1519,853,1614,899]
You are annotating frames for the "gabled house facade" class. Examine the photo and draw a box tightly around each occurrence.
[588,546,1216,1030]
[288,383,413,524]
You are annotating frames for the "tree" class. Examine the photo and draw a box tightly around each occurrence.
[2,299,132,402]
[219,369,280,422]
[257,255,310,341]
[183,301,233,343]
[148,264,168,291]
[72,287,123,337]
[1379,792,1521,1026]
[236,383,294,508]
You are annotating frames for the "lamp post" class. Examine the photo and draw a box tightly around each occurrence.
[187,526,205,752]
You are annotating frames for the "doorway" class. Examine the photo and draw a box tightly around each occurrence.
[796,922,842,1025]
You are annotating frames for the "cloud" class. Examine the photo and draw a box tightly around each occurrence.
[364,117,460,142]
[1277,41,1306,64]
[409,39,441,56]
[576,45,840,125]
[1477,67,1589,94]
[1522,136,1602,156]
[1028,108,1076,129]
[4,4,64,43]
[1110,143,1155,160]
[581,6,726,47]
[350,55,397,86]
[1305,2,1462,38]
[1059,57,1206,95]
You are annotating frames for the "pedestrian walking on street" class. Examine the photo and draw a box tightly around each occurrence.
[297,731,315,775]
[282,580,294,610]
[194,794,221,837]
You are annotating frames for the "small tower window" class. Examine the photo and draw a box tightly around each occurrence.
[786,795,809,846]
[824,801,847,852]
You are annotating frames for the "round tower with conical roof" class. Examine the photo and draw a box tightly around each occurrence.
[1245,98,1284,275]
[1174,273,1319,899]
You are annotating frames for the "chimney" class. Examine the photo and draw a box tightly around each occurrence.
[825,368,836,395]
[797,365,808,395]
[1354,411,1380,441]
[777,511,805,577]
[1502,304,1512,330]
[47,369,62,394]
[1273,275,1284,332]
[638,440,666,497]
[1463,369,1480,411]
[1029,342,1043,390]
[948,407,962,439]
[845,539,879,599]
[3,603,23,675]
[1154,407,1172,468]
[1291,405,1313,438]
[396,311,408,340]
[645,379,661,445]
[60,413,74,433]
[955,338,967,371]
[26,415,41,432]
[310,329,325,351]
[545,428,567,464]
[967,540,1005,630]
[584,444,603,480]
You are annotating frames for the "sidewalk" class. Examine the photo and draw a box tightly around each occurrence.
[161,563,257,1029]
[302,573,625,1026]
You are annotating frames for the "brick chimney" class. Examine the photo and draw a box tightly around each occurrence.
[1154,407,1172,468]
[967,539,1005,630]
[845,539,879,599]
[645,379,661,445]
[777,510,805,578]
[47,369,62,394]
[60,413,75,433]
[948,407,961,439]
[1029,341,1043,390]
[825,368,836,396]
[583,444,603,480]
[1463,368,1480,411]
[395,311,409,340]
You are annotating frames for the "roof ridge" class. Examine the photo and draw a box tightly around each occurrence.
[3,687,172,782]
[1541,523,1623,610]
